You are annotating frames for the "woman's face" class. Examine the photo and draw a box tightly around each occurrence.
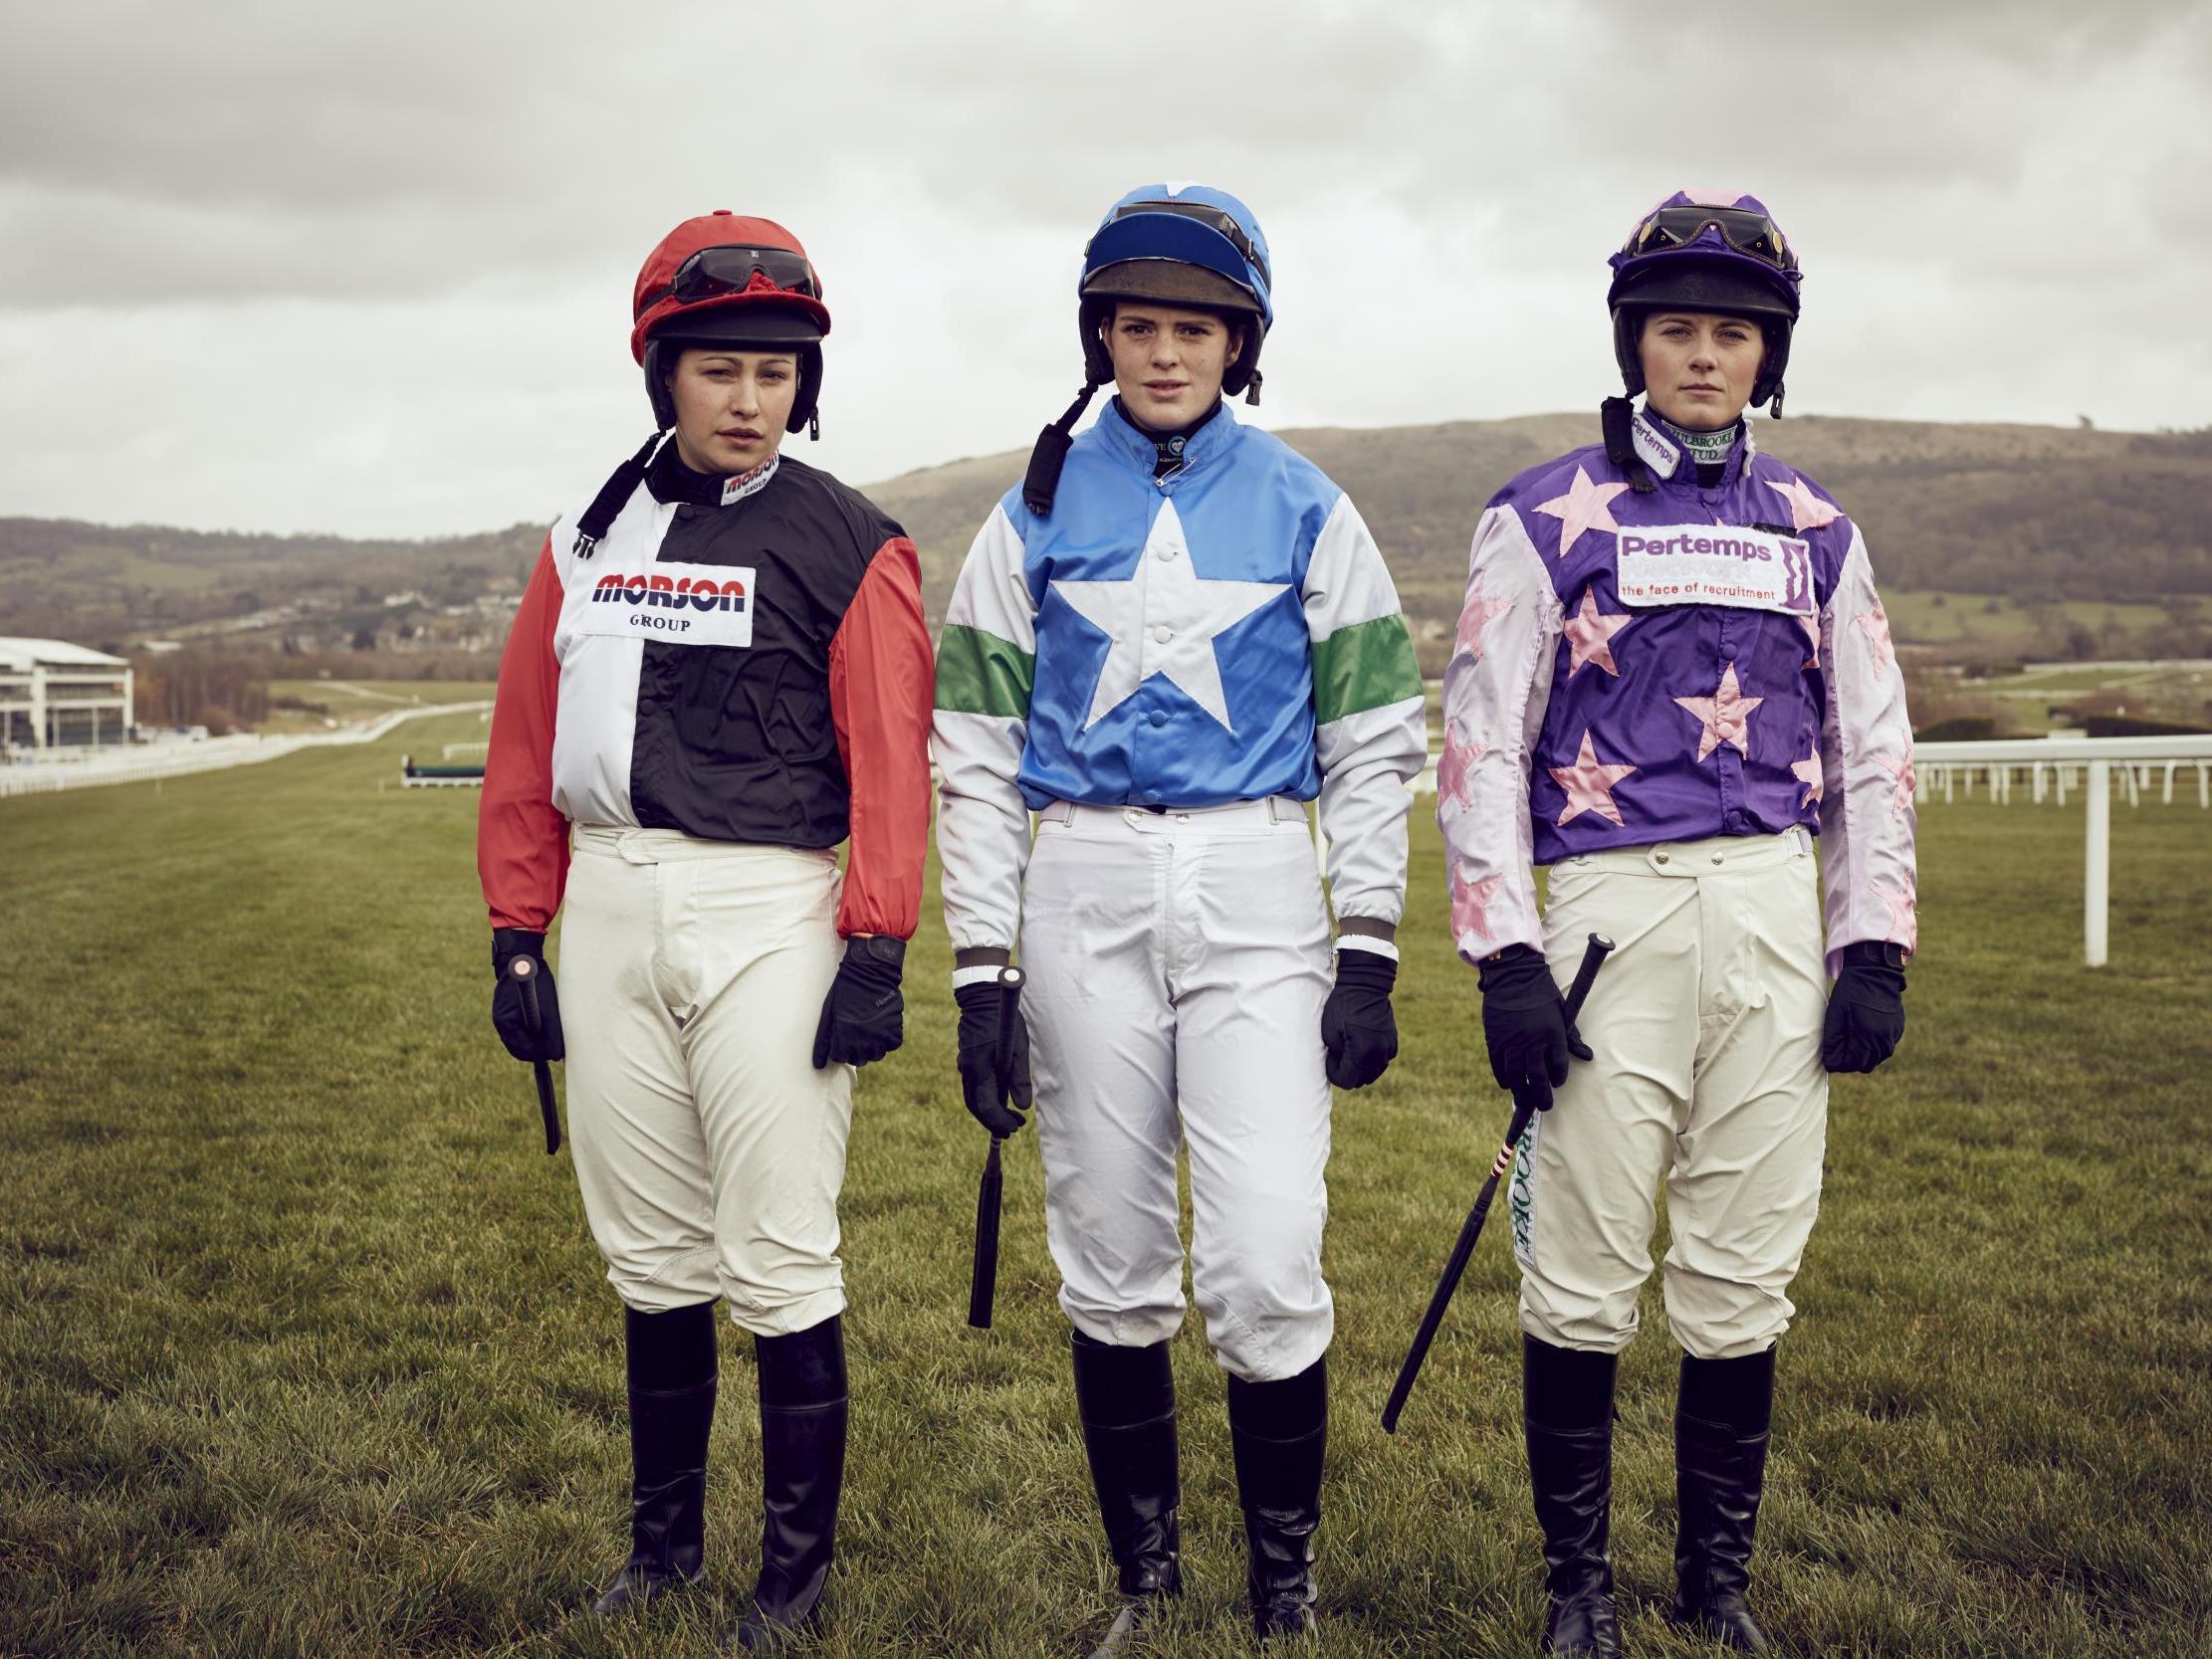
[1638,311,1766,430]
[1104,304,1241,430]
[666,347,797,475]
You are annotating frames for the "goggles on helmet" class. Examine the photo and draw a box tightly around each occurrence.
[1095,199,1271,292]
[1625,206,1796,274]
[637,244,823,320]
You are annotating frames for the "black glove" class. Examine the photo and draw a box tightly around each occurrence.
[1321,949,1399,1089]
[491,929,564,1063]
[1823,941,1907,1073]
[955,972,1031,1137]
[812,935,906,1069]
[1476,944,1591,1112]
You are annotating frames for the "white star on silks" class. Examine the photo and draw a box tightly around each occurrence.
[1050,500,1289,731]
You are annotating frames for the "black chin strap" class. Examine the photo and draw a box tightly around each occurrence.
[1600,397,1658,495]
[572,433,663,559]
[1021,379,1103,518]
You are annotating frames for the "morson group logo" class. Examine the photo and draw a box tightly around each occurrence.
[570,561,759,648]
[592,571,749,614]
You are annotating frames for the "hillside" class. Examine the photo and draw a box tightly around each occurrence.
[3,414,2207,663]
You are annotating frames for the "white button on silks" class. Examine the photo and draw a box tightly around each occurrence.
[1152,625,1174,644]
[1656,852,1670,865]
[1156,543,1181,561]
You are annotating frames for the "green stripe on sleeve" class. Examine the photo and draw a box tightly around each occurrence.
[1311,613,1422,724]
[935,623,1035,719]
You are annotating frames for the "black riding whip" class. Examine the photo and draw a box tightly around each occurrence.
[1380,932,1614,1433]
[504,953,562,1155]
[967,966,1024,1329]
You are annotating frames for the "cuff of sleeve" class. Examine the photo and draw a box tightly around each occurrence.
[952,963,1008,990]
[1335,933,1400,962]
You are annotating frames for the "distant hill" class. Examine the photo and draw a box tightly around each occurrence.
[4,414,2206,660]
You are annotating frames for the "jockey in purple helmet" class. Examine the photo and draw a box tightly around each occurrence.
[1438,190,1917,1657]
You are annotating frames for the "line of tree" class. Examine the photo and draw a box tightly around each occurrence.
[131,651,270,735]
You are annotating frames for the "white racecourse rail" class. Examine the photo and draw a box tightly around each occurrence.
[1412,733,2212,969]
[0,701,492,799]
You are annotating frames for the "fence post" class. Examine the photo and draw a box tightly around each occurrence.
[2085,761,2109,969]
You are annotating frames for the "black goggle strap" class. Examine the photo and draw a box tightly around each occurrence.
[571,432,664,559]
[1103,200,1270,290]
[1021,379,1104,518]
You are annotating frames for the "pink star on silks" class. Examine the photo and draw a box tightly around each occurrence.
[1791,749,1824,807]
[1564,588,1635,679]
[1673,663,1766,762]
[1765,473,1841,532]
[1454,575,1512,662]
[1450,868,1503,950]
[1436,722,1488,813]
[1856,598,1896,679]
[1873,882,1918,953]
[1532,466,1632,557]
[1549,729,1638,827]
[1880,750,1917,819]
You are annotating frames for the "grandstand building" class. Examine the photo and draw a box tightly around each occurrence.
[0,639,133,751]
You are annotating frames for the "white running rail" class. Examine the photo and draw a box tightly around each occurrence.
[0,701,492,799]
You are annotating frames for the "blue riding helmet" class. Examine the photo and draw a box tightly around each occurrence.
[1077,183,1273,399]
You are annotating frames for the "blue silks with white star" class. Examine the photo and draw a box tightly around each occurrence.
[1007,400,1337,810]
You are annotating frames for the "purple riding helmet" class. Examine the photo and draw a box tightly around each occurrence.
[1608,189,1803,415]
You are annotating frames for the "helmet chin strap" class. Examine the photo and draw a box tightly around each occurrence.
[1600,397,1659,495]
[1021,378,1105,518]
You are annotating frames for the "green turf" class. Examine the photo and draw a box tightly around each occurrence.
[1880,590,2179,647]
[3,732,2208,1657]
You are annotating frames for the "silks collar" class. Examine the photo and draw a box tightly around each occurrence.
[1095,395,1238,479]
[646,437,781,509]
[1628,402,1755,486]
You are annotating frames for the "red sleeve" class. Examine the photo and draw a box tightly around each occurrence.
[477,537,570,931]
[827,535,935,940]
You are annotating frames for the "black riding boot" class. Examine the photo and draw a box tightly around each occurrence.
[1227,1355,1327,1644]
[593,1302,718,1614]
[1670,1347,1777,1654]
[728,1316,848,1652]
[1522,1336,1620,1658]
[1071,1332,1182,1657]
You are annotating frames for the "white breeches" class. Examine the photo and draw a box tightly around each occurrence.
[1017,796,1336,1383]
[1517,827,1829,1360]
[558,825,852,1336]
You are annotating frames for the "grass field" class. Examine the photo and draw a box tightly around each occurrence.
[3,726,2208,1658]
[1880,590,2181,648]
[259,683,494,736]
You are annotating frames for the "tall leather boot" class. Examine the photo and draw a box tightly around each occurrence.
[1670,1346,1777,1654]
[728,1316,847,1652]
[1522,1335,1620,1658]
[1226,1355,1327,1644]
[593,1302,718,1614]
[1071,1331,1182,1658]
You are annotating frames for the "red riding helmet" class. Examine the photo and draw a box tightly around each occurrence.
[630,212,831,436]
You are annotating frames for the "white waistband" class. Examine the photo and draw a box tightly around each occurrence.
[1038,794,1308,827]
[571,823,839,867]
[1553,825,1810,878]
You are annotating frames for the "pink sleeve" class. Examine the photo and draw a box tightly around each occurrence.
[1816,524,1918,973]
[1438,506,1562,963]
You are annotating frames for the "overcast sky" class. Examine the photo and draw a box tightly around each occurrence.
[2,0,2207,539]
